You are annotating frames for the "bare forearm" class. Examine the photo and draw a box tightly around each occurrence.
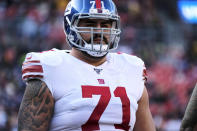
[181,84,197,131]
[134,87,156,131]
[18,80,54,131]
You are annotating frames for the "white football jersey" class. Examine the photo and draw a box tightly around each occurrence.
[22,48,146,131]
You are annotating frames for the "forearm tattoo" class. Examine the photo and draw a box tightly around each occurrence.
[18,80,54,131]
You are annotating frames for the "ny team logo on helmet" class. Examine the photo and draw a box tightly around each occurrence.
[64,0,121,57]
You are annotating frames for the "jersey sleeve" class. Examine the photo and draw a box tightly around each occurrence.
[21,49,63,97]
[136,58,147,100]
[121,53,147,82]
[132,56,147,84]
[22,52,44,82]
[119,53,147,100]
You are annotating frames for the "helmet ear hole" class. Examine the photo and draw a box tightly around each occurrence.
[64,0,121,57]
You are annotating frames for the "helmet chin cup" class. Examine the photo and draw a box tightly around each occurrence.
[86,50,108,57]
[84,44,108,51]
[83,44,108,57]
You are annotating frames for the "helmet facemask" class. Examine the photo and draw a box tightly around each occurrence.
[67,13,121,57]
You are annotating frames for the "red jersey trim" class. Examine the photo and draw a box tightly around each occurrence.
[22,60,41,66]
[22,65,43,74]
[143,69,147,82]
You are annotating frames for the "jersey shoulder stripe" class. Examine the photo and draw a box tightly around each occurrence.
[22,64,43,74]
[22,54,44,82]
[21,48,66,82]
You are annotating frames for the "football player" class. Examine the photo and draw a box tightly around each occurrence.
[180,84,197,131]
[18,0,156,130]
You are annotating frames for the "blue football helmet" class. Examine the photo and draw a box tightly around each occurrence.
[64,0,121,57]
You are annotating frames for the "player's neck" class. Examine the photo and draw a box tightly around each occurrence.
[70,48,107,67]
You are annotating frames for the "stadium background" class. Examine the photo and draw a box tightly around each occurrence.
[0,0,197,130]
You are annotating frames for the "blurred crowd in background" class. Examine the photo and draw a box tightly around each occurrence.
[0,0,197,130]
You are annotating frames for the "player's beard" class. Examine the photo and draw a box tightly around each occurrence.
[85,34,109,58]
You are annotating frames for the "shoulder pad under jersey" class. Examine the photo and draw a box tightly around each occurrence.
[115,52,147,82]
[22,49,63,82]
